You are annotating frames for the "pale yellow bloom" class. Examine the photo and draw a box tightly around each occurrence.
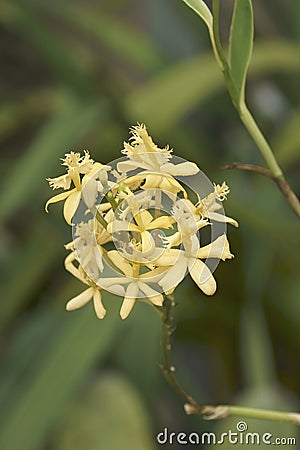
[100,251,166,319]
[64,250,109,319]
[156,234,233,296]
[64,248,127,319]
[117,124,199,195]
[46,124,239,320]
[109,209,174,254]
[46,151,110,225]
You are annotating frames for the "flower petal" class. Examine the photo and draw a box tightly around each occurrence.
[64,252,86,283]
[158,257,188,292]
[134,209,153,229]
[120,282,138,319]
[107,220,139,234]
[155,249,182,266]
[66,287,94,311]
[93,288,106,319]
[81,178,98,210]
[147,215,174,230]
[141,230,155,254]
[138,281,164,306]
[162,161,199,176]
[188,259,216,295]
[45,189,75,212]
[107,250,133,277]
[207,212,239,227]
[197,234,234,261]
[63,190,81,225]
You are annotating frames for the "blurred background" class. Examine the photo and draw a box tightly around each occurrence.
[0,0,299,449]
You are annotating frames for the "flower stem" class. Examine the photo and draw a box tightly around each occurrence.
[210,0,300,218]
[160,295,203,412]
[160,294,300,425]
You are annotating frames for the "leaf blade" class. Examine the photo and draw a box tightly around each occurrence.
[229,0,254,103]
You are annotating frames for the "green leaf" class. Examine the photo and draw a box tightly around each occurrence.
[181,0,213,30]
[229,0,254,104]
[54,373,156,450]
[181,0,223,68]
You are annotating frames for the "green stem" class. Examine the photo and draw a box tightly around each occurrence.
[160,295,203,412]
[160,294,300,425]
[209,0,300,217]
[239,103,283,178]
[198,405,300,425]
[95,210,108,229]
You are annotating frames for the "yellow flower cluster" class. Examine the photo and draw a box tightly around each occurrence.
[46,124,238,319]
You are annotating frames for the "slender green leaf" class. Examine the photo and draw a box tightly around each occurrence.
[181,0,213,30]
[229,0,254,103]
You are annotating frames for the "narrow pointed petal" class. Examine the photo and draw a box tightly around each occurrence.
[45,189,75,212]
[93,288,106,319]
[155,249,182,266]
[64,252,86,282]
[107,250,133,277]
[138,282,164,306]
[63,190,81,225]
[147,215,174,230]
[107,220,139,234]
[141,230,155,253]
[188,259,216,296]
[197,234,234,261]
[134,209,153,229]
[120,282,138,319]
[207,212,239,227]
[66,287,94,311]
[159,257,188,292]
[82,178,98,210]
[162,161,199,176]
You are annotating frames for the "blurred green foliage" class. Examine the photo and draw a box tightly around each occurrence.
[0,1,299,449]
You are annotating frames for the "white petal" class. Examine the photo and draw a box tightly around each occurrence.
[207,212,239,227]
[66,287,94,311]
[162,161,199,176]
[197,234,233,261]
[141,230,155,254]
[63,190,81,225]
[188,259,216,295]
[158,257,188,292]
[45,189,75,212]
[120,282,138,319]
[82,178,98,210]
[107,250,133,277]
[138,281,164,306]
[93,289,106,319]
